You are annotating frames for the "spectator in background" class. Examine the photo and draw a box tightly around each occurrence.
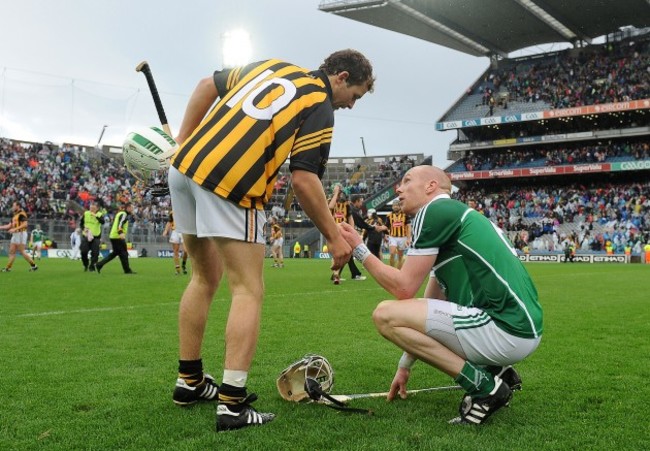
[364,208,386,259]
[70,228,82,260]
[349,194,387,257]
[563,241,576,263]
[96,203,135,275]
[79,202,105,272]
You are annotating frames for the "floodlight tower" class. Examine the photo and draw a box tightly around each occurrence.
[221,29,253,68]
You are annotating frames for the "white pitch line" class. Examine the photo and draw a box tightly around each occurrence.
[13,302,179,318]
[5,287,385,319]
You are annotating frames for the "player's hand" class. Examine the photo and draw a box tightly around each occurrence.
[327,234,352,270]
[119,233,126,240]
[339,222,363,247]
[387,367,411,401]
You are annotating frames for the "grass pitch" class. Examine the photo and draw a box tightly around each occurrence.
[1,258,648,450]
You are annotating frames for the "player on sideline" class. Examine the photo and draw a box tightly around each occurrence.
[339,165,543,425]
[29,224,45,260]
[163,211,188,275]
[270,221,284,268]
[329,185,365,283]
[1,202,38,272]
[167,49,374,431]
[386,201,410,268]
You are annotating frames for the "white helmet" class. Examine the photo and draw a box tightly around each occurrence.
[277,354,334,402]
[367,208,376,218]
[122,126,177,195]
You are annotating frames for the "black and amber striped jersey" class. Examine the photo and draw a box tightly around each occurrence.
[12,209,28,232]
[271,224,282,240]
[387,212,410,237]
[332,202,351,224]
[168,211,176,231]
[172,59,334,210]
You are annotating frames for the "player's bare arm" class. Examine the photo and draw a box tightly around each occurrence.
[175,77,219,143]
[339,222,436,299]
[328,184,341,211]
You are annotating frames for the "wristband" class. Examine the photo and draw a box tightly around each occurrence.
[352,243,372,263]
[398,352,415,370]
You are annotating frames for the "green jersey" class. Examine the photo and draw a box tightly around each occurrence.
[31,229,44,242]
[410,195,543,339]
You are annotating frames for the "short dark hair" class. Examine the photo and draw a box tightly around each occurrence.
[320,49,375,92]
[350,194,363,204]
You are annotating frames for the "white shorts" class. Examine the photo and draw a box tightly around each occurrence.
[169,230,183,244]
[11,231,28,246]
[272,238,284,247]
[32,240,43,248]
[389,236,408,251]
[424,299,541,366]
[169,166,267,244]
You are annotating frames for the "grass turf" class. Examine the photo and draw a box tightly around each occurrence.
[1,258,648,450]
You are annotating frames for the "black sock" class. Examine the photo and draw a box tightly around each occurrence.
[178,359,204,386]
[218,383,247,408]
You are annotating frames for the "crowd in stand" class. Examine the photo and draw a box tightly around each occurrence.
[455,181,650,253]
[2,136,649,255]
[475,36,649,110]
[1,136,418,234]
[453,139,650,172]
[268,155,417,214]
[0,138,170,233]
[330,155,415,197]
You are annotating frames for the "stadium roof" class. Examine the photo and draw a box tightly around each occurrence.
[319,0,650,57]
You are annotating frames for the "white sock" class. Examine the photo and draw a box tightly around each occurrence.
[222,370,248,388]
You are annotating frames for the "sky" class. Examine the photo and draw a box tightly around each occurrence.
[0,0,490,168]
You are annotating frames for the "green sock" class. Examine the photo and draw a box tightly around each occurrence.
[454,361,495,397]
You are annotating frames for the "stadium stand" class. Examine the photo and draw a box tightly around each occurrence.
[0,135,425,256]
[322,1,650,257]
[440,33,650,255]
[5,2,650,259]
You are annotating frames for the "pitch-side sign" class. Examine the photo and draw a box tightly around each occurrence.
[449,159,650,181]
[47,249,139,258]
[365,183,399,210]
[449,162,611,181]
[518,254,627,263]
[436,99,650,131]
